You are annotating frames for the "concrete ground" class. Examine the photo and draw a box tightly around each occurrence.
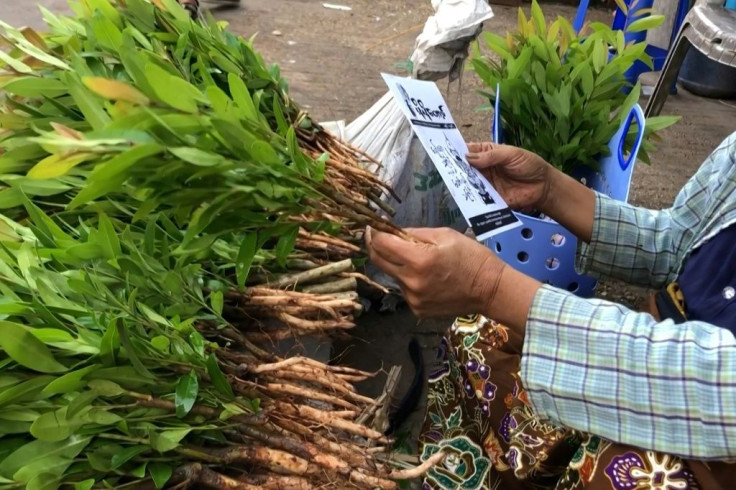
[5,0,736,444]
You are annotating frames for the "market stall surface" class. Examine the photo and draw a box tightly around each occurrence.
[6,0,736,444]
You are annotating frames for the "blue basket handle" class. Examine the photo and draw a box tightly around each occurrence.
[492,83,503,144]
[575,0,631,35]
[573,0,590,34]
[617,104,645,170]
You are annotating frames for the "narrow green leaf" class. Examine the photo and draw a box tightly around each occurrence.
[210,291,223,316]
[138,303,170,326]
[530,0,547,38]
[86,366,154,388]
[75,479,95,490]
[0,50,32,73]
[626,14,665,33]
[149,428,190,453]
[1,77,67,98]
[70,144,163,208]
[83,0,123,27]
[0,436,90,479]
[228,72,258,121]
[0,376,54,408]
[644,115,681,132]
[169,147,224,167]
[188,331,205,358]
[116,318,153,378]
[110,445,147,469]
[30,408,83,442]
[88,379,125,397]
[145,63,201,113]
[97,213,122,261]
[236,232,257,288]
[149,463,173,489]
[64,72,110,130]
[151,335,170,352]
[99,318,119,366]
[91,12,123,51]
[206,354,233,397]
[174,370,198,418]
[43,365,98,395]
[275,226,298,265]
[0,321,67,373]
[25,472,61,490]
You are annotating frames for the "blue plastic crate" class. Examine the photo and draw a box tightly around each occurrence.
[486,87,645,298]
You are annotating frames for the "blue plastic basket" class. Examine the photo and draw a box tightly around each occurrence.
[486,87,645,298]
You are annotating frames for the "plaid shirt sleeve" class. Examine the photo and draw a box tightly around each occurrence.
[521,284,736,460]
[576,144,728,288]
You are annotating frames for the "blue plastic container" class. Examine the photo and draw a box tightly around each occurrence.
[487,88,645,298]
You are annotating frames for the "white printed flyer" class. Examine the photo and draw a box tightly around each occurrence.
[382,73,521,241]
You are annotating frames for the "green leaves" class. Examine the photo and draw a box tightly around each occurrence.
[626,14,665,33]
[64,72,111,131]
[149,463,173,488]
[210,291,224,316]
[145,63,203,113]
[206,354,233,398]
[1,77,68,98]
[229,73,259,121]
[150,428,190,453]
[30,407,87,442]
[110,445,148,469]
[83,77,150,105]
[0,436,91,482]
[174,370,198,418]
[0,321,67,373]
[0,1,379,488]
[169,147,225,167]
[236,232,257,288]
[27,153,94,180]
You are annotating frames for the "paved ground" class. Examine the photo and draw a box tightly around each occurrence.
[5,0,736,444]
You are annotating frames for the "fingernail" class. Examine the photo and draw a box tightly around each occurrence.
[466,153,478,160]
[365,225,372,243]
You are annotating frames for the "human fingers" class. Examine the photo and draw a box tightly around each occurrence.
[466,142,491,154]
[466,144,523,170]
[402,227,447,245]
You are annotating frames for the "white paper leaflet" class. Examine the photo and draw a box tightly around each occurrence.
[382,74,521,240]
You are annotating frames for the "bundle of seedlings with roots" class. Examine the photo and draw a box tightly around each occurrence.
[0,0,441,487]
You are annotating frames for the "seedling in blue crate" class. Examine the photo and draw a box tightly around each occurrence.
[472,0,679,297]
[472,0,678,172]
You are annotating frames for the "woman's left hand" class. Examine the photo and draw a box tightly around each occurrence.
[365,227,506,318]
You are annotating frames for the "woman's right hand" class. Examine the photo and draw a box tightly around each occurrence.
[466,142,555,213]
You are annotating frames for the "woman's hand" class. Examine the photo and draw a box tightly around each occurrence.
[365,227,506,318]
[466,142,554,213]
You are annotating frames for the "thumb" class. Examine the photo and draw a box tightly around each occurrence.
[466,143,519,170]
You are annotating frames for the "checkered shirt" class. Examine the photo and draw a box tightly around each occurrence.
[521,132,736,460]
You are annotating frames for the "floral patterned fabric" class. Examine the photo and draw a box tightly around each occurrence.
[420,315,735,490]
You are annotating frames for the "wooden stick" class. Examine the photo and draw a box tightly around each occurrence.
[258,259,354,289]
[273,402,389,442]
[298,229,361,252]
[341,272,389,294]
[276,311,354,331]
[301,278,357,294]
[243,380,358,410]
[389,451,446,480]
